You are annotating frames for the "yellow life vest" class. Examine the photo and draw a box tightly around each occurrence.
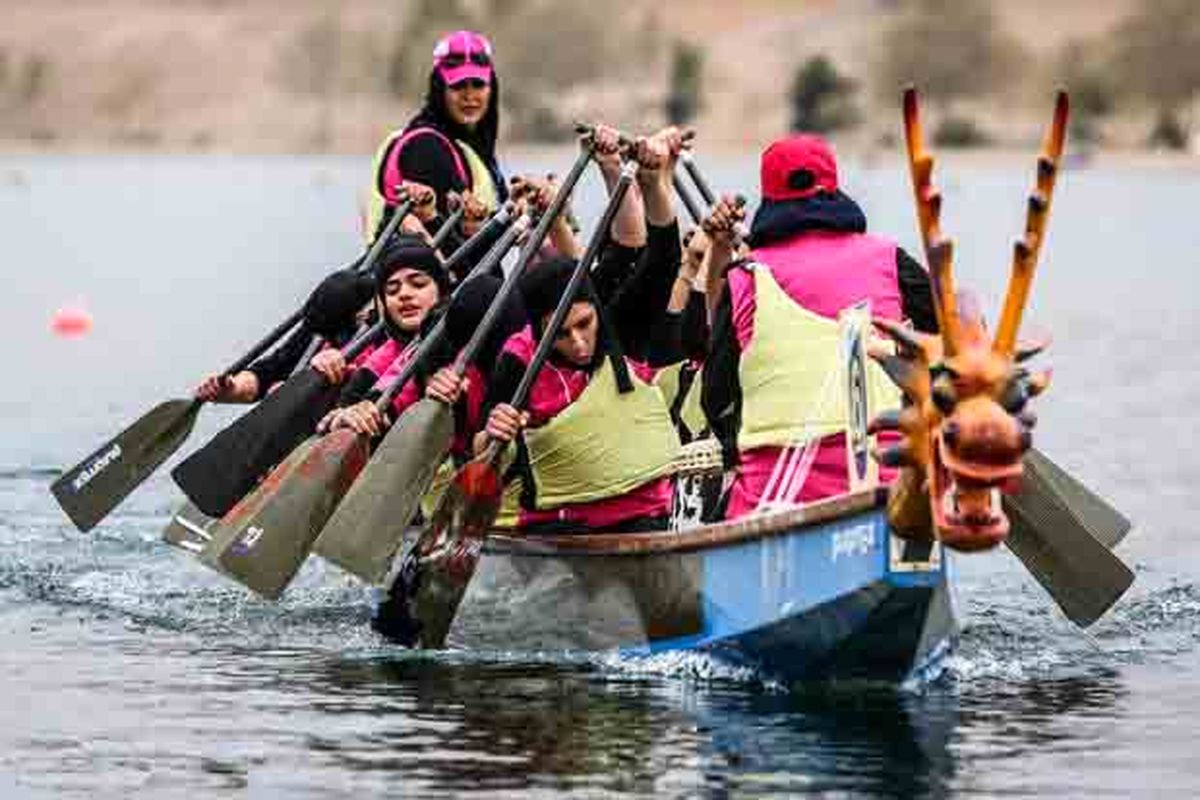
[522,360,682,510]
[737,265,900,460]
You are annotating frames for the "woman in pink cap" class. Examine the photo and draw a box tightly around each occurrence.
[365,30,508,273]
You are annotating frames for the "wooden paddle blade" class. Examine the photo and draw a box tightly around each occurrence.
[172,369,339,517]
[405,459,504,648]
[994,92,1069,356]
[161,499,216,555]
[201,429,370,599]
[314,399,455,584]
[1002,452,1134,627]
[52,398,201,531]
[1018,447,1132,550]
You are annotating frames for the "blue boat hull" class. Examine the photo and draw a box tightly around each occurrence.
[451,494,955,685]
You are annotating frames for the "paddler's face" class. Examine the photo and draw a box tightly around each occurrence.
[550,302,598,366]
[384,268,440,332]
[445,79,491,128]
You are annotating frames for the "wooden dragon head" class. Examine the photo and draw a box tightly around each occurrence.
[872,88,1067,552]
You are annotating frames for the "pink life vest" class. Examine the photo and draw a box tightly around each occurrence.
[379,127,470,205]
[498,327,672,529]
[725,230,906,519]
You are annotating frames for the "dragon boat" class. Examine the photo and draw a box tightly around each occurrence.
[164,89,1133,687]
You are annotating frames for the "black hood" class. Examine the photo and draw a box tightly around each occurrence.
[747,189,867,248]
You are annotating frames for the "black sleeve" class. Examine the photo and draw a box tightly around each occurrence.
[701,286,743,468]
[680,290,710,361]
[642,311,686,368]
[481,352,526,418]
[590,238,642,304]
[336,367,380,407]
[246,325,315,400]
[896,247,938,334]
[605,220,682,360]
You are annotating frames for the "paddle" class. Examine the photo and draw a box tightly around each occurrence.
[312,210,543,583]
[401,157,640,648]
[1002,449,1134,627]
[199,206,530,599]
[169,204,493,518]
[48,195,417,532]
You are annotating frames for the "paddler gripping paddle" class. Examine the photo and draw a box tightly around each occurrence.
[169,202,508,518]
[49,194,421,532]
[198,207,530,599]
[313,152,599,584]
[395,157,641,649]
[871,88,1133,626]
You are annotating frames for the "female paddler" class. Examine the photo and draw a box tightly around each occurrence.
[366,30,508,276]
[476,130,687,533]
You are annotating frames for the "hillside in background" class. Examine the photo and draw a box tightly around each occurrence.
[2,0,1194,155]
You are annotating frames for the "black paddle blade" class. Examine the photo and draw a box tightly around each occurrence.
[1002,460,1135,627]
[51,398,201,532]
[1019,448,1132,550]
[172,369,339,518]
[406,460,504,648]
[314,399,455,584]
[200,430,370,600]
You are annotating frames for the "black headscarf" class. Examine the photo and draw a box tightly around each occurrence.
[374,235,450,341]
[518,257,632,392]
[303,268,374,344]
[445,274,527,372]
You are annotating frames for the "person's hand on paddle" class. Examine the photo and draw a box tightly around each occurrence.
[482,403,529,447]
[587,124,624,181]
[309,349,348,386]
[399,181,437,222]
[329,400,388,438]
[425,367,469,405]
[456,191,489,238]
[195,371,258,404]
[702,194,745,254]
[511,174,582,257]
[634,128,681,226]
[682,227,709,283]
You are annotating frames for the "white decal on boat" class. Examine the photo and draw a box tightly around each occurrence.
[71,443,122,492]
[831,523,875,562]
[236,525,265,552]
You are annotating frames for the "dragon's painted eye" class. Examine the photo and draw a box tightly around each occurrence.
[930,367,957,415]
[999,372,1030,414]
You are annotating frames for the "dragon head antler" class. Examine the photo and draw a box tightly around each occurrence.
[873,88,1067,552]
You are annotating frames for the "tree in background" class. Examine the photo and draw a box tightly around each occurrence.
[874,0,1022,147]
[665,41,704,126]
[1110,0,1200,150]
[789,55,858,134]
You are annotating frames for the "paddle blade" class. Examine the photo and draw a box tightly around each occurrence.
[1019,448,1132,549]
[405,458,504,648]
[1002,456,1135,627]
[314,399,455,584]
[52,398,201,531]
[161,500,216,555]
[201,429,370,599]
[172,369,339,517]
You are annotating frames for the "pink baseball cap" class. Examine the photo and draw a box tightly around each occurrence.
[432,30,495,87]
[760,134,839,201]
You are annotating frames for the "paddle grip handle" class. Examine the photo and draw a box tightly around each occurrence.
[507,160,637,413]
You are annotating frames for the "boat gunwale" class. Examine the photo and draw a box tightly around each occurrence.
[482,487,887,557]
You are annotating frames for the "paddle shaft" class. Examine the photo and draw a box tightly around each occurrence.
[477,159,638,469]
[673,170,705,225]
[429,205,465,250]
[372,211,531,413]
[443,204,515,278]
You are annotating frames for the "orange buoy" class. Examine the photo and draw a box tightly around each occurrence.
[51,305,93,337]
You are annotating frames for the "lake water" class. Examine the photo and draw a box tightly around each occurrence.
[1,152,1199,797]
